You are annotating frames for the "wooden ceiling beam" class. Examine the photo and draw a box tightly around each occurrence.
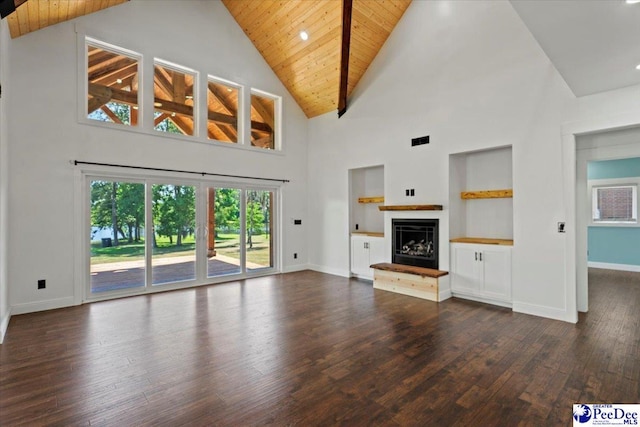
[88,82,272,133]
[250,97,274,131]
[338,0,353,118]
[153,70,175,100]
[91,62,138,86]
[208,83,237,115]
[0,0,27,19]
[173,71,186,102]
[100,105,124,124]
[167,114,193,136]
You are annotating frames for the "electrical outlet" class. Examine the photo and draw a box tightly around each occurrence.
[294,253,298,259]
[410,189,415,196]
[405,189,410,196]
[37,279,46,289]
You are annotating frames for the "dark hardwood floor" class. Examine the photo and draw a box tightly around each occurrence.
[1,269,638,426]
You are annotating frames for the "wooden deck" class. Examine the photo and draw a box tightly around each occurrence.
[1,268,638,425]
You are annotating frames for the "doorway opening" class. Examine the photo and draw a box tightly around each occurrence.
[575,128,640,313]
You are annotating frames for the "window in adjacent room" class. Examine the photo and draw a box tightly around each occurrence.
[154,60,197,136]
[592,185,638,223]
[207,77,241,143]
[250,89,280,150]
[87,40,140,126]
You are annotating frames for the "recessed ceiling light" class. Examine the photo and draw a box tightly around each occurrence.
[115,78,122,84]
[299,30,309,41]
[626,0,640,4]
[154,102,163,107]
[636,63,640,70]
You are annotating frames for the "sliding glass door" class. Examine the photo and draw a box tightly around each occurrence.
[90,179,146,294]
[207,187,242,278]
[151,183,197,285]
[87,176,278,299]
[246,189,273,271]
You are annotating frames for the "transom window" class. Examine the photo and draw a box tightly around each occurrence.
[592,185,638,223]
[154,61,197,136]
[87,41,140,126]
[207,77,241,143]
[82,37,282,151]
[250,90,280,150]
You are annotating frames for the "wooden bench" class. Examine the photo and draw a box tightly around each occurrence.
[370,263,451,302]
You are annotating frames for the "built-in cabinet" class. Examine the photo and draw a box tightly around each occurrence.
[351,235,385,280]
[449,146,513,306]
[450,243,511,306]
[349,165,385,279]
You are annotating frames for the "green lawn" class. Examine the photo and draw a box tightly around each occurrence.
[91,233,271,266]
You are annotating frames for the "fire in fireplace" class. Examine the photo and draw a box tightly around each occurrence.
[392,219,438,269]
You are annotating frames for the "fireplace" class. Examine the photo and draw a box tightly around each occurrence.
[392,219,438,269]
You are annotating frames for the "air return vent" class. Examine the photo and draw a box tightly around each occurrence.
[411,135,430,147]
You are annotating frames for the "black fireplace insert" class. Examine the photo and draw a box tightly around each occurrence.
[392,218,438,269]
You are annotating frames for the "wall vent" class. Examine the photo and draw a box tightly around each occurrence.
[411,135,430,147]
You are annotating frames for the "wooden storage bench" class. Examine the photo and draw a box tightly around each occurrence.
[370,263,451,302]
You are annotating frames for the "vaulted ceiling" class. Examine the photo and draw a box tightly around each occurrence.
[3,0,411,119]
[220,0,412,118]
[5,0,128,38]
[3,1,640,119]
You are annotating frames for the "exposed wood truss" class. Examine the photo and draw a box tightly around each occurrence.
[338,0,353,118]
[86,46,274,145]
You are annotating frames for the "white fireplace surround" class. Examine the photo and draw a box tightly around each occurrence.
[384,209,449,272]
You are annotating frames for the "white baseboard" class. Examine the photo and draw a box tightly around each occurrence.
[452,293,512,309]
[308,264,350,278]
[11,296,76,316]
[512,301,577,323]
[588,261,640,272]
[281,264,311,274]
[0,306,11,344]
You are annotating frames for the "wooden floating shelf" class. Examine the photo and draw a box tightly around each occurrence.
[352,231,384,237]
[358,196,384,204]
[450,237,514,246]
[461,189,513,199]
[379,204,443,211]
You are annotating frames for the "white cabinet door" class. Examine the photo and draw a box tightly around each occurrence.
[451,243,512,304]
[368,237,386,266]
[481,247,512,302]
[351,236,371,278]
[451,244,480,296]
[351,235,385,280]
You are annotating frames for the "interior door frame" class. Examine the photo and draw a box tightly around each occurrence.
[75,166,282,304]
[561,110,640,323]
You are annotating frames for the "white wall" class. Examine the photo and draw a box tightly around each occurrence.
[5,0,309,315]
[308,0,579,321]
[0,20,10,342]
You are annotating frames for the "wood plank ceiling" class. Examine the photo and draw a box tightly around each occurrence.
[6,0,128,39]
[5,0,411,119]
[221,0,412,118]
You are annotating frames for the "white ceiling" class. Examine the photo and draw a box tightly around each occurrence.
[510,0,640,97]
